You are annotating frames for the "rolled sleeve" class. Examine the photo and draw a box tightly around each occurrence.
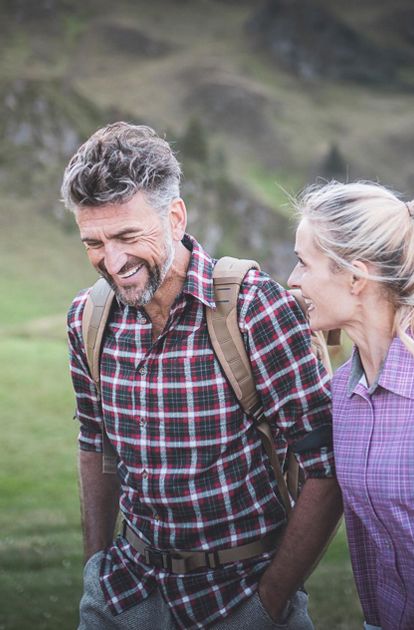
[241,272,334,478]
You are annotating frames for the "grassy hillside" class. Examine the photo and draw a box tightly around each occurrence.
[1,1,413,296]
[1,0,413,312]
[0,195,96,331]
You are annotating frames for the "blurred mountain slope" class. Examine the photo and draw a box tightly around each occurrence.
[1,0,413,326]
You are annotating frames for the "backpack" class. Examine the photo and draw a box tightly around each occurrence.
[81,256,340,517]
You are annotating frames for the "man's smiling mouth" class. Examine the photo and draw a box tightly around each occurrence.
[118,264,144,280]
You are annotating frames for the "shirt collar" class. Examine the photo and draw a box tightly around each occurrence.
[347,336,414,400]
[181,233,216,309]
[377,335,414,400]
[347,347,371,396]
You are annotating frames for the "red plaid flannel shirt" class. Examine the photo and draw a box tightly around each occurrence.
[68,234,334,629]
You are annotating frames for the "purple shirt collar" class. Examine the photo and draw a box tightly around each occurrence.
[347,336,414,400]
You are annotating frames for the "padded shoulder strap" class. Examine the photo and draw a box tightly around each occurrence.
[82,277,115,387]
[81,277,117,474]
[206,256,261,415]
[207,256,294,515]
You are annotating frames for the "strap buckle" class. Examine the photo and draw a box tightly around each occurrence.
[250,402,265,423]
[204,550,220,569]
[144,546,172,571]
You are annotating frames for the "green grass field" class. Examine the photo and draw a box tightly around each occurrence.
[0,331,362,630]
[0,336,82,630]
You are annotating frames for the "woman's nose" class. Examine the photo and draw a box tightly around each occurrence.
[287,265,300,289]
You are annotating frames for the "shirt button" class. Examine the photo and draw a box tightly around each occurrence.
[154,513,160,522]
[139,418,147,427]
[139,317,147,325]
[142,470,148,479]
[139,366,147,376]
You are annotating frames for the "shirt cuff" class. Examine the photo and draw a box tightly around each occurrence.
[78,427,103,452]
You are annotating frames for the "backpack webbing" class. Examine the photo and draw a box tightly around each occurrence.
[81,258,339,513]
[81,277,117,475]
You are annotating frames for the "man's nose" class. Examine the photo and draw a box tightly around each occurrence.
[103,245,128,275]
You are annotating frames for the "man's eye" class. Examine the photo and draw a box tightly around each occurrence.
[85,242,102,249]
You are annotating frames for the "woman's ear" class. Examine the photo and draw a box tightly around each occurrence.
[350,260,369,295]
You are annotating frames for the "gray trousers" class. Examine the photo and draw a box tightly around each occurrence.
[79,551,314,630]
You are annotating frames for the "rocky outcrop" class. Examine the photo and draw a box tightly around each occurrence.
[246,0,406,85]
[0,78,106,192]
[97,23,175,58]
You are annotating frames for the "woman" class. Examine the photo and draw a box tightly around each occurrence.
[288,181,414,630]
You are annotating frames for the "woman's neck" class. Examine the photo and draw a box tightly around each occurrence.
[344,300,395,387]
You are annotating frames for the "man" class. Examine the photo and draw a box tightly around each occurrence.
[62,122,342,629]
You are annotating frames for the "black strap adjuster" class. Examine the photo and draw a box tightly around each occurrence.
[250,402,266,423]
[205,550,220,569]
[144,546,172,571]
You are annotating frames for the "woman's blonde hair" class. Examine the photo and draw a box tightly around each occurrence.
[297,180,414,355]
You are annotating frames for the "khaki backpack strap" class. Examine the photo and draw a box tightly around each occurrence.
[256,422,292,516]
[82,278,115,386]
[207,256,293,515]
[206,256,261,414]
[82,277,118,474]
[286,450,300,502]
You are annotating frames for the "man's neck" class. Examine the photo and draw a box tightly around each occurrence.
[143,241,191,339]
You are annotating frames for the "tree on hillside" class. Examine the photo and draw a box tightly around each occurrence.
[320,143,348,180]
[179,117,209,164]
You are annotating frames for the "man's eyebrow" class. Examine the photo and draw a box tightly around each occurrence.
[112,227,141,238]
[80,228,141,242]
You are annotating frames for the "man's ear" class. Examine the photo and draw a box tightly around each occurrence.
[168,198,187,241]
[350,260,369,295]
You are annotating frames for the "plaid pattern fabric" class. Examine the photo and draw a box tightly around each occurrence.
[68,234,333,629]
[333,340,414,630]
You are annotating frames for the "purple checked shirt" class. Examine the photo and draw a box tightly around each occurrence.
[333,338,414,630]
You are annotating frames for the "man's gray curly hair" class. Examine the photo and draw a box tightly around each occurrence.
[60,122,182,216]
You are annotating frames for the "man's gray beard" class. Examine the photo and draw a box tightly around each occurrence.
[105,237,175,308]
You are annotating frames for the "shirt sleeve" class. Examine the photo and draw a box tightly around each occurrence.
[67,289,103,452]
[240,271,334,478]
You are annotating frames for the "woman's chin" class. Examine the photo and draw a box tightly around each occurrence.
[308,313,324,332]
